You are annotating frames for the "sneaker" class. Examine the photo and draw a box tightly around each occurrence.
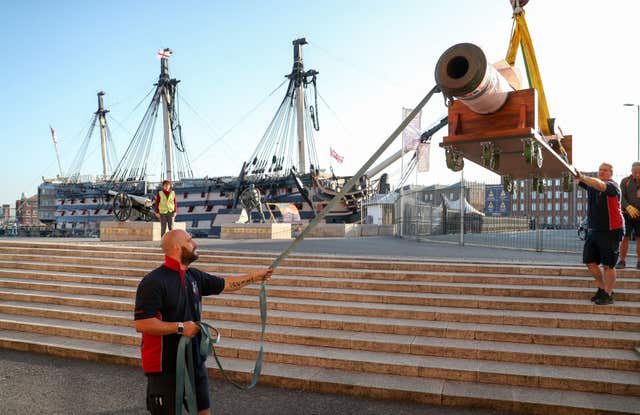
[590,288,605,302]
[615,260,626,269]
[595,292,614,305]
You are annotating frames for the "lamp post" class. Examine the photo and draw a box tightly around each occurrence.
[623,103,640,160]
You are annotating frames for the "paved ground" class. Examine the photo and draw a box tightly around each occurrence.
[0,349,522,415]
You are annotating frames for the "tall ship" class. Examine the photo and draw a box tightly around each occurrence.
[38,39,369,237]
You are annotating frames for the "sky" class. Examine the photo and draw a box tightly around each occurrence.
[2,0,639,206]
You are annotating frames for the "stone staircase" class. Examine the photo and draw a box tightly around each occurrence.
[0,240,638,414]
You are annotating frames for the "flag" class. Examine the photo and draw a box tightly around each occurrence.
[157,49,172,59]
[417,142,431,172]
[330,147,344,164]
[49,125,58,145]
[402,107,422,152]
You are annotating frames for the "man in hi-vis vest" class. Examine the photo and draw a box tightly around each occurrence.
[155,180,177,237]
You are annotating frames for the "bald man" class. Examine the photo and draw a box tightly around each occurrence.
[134,229,272,415]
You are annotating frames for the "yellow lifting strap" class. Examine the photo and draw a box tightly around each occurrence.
[505,8,552,136]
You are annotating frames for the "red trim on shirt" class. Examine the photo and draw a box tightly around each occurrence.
[141,312,163,373]
[164,255,186,285]
[607,195,623,230]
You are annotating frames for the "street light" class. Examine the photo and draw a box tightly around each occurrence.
[623,103,640,160]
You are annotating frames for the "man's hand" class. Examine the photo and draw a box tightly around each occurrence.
[253,268,273,283]
[182,321,200,337]
[155,213,160,219]
[626,205,640,219]
[574,171,583,185]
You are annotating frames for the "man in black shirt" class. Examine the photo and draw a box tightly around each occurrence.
[134,229,272,415]
[575,163,624,305]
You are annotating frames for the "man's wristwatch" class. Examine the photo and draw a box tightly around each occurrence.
[177,322,184,335]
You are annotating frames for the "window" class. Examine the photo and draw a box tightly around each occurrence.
[519,192,524,199]
[532,203,537,211]
[577,202,583,210]
[555,179,560,186]
[547,216,552,224]
[555,203,560,211]
[531,192,536,199]
[547,203,552,210]
[520,181,525,188]
[555,191,561,198]
[520,204,524,211]
[563,192,568,198]
[547,191,552,198]
[577,191,583,199]
[540,204,544,211]
[513,193,517,200]
[192,220,199,227]
[562,202,568,210]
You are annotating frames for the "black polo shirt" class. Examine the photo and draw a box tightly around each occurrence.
[134,256,225,373]
[579,180,624,231]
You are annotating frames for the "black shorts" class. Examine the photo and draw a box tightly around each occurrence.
[583,229,623,268]
[623,212,640,240]
[146,364,210,415]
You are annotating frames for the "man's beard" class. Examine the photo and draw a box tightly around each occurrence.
[180,246,199,266]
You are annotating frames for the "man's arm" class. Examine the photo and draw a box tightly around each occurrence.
[575,172,607,192]
[620,177,629,209]
[172,191,177,217]
[135,318,200,337]
[223,268,272,292]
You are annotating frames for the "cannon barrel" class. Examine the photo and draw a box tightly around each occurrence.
[107,190,152,207]
[434,43,513,114]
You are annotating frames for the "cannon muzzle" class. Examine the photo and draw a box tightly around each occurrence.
[434,43,513,114]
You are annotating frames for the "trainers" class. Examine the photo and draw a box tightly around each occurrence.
[615,260,626,269]
[590,288,605,302]
[595,291,614,305]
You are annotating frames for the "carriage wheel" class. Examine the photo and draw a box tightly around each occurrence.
[113,192,133,221]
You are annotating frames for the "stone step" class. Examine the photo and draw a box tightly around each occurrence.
[2,256,640,299]
[4,267,640,301]
[2,276,640,317]
[1,290,638,349]
[0,323,637,399]
[0,310,636,372]
[3,246,640,280]
[1,330,637,415]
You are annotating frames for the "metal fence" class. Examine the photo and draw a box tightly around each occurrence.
[394,173,635,254]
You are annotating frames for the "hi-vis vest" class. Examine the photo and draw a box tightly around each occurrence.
[158,191,176,214]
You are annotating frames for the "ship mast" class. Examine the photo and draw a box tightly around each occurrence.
[158,48,178,182]
[292,38,308,174]
[96,91,110,178]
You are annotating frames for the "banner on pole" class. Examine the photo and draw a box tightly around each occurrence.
[402,107,422,152]
[417,142,430,172]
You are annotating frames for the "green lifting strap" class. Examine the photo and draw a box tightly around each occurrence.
[175,85,441,415]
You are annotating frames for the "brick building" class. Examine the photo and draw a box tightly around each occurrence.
[16,194,39,227]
